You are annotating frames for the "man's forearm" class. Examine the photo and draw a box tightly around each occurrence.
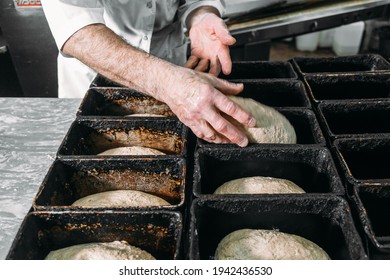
[62,23,177,102]
[62,23,254,147]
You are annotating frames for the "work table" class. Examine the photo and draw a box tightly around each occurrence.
[0,97,81,259]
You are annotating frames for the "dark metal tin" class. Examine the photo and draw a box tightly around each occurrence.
[317,101,390,141]
[6,211,182,260]
[197,108,326,148]
[304,73,390,103]
[188,196,367,260]
[193,146,344,196]
[218,61,298,81]
[332,137,390,190]
[33,157,186,211]
[57,118,188,157]
[292,54,390,76]
[352,184,390,258]
[237,80,311,108]
[90,74,125,88]
[77,87,175,118]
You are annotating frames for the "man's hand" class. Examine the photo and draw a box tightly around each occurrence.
[62,24,255,147]
[162,66,256,147]
[187,8,235,76]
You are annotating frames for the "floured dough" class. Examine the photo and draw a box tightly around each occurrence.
[125,113,165,117]
[72,190,170,207]
[227,96,296,144]
[214,176,305,194]
[215,229,330,260]
[98,146,166,155]
[45,240,156,260]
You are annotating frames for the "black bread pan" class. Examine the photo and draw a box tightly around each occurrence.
[188,196,367,260]
[304,73,390,103]
[6,211,182,260]
[218,61,298,81]
[317,101,390,140]
[33,157,186,211]
[197,108,326,148]
[57,118,188,157]
[292,54,390,75]
[77,87,175,118]
[193,146,344,196]
[237,80,311,108]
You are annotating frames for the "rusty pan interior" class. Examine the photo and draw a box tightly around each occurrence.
[90,74,126,88]
[188,196,367,260]
[77,87,175,118]
[6,211,182,260]
[57,118,188,156]
[33,157,186,210]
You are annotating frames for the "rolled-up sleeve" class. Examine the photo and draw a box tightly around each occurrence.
[178,0,226,23]
[41,0,105,51]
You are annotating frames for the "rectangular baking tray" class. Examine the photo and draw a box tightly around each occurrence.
[304,73,390,103]
[90,74,125,88]
[193,146,344,196]
[188,196,367,260]
[292,54,390,76]
[33,157,186,211]
[332,137,390,189]
[352,184,390,258]
[218,61,298,81]
[57,118,188,157]
[77,87,175,118]
[197,108,325,148]
[6,211,182,260]
[317,101,390,141]
[237,80,311,108]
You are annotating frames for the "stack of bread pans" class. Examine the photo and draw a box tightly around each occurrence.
[9,54,390,260]
[189,59,367,260]
[292,53,390,259]
[7,81,189,260]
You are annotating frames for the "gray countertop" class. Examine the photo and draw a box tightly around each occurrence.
[0,97,81,259]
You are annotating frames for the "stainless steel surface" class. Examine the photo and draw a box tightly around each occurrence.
[228,0,390,44]
[0,97,81,259]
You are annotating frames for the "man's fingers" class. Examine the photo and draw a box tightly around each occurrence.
[209,56,221,76]
[217,46,233,75]
[184,55,199,69]
[205,110,249,147]
[195,58,210,72]
[212,78,243,95]
[189,119,227,144]
[185,56,211,73]
[214,94,256,128]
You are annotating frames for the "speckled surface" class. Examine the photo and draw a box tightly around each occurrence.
[0,98,81,259]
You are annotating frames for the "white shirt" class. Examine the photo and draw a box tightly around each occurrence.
[41,0,225,98]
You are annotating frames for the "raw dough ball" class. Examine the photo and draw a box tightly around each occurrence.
[98,146,166,156]
[45,240,156,260]
[227,96,296,144]
[215,229,330,260]
[125,113,165,117]
[214,176,305,194]
[72,190,170,207]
